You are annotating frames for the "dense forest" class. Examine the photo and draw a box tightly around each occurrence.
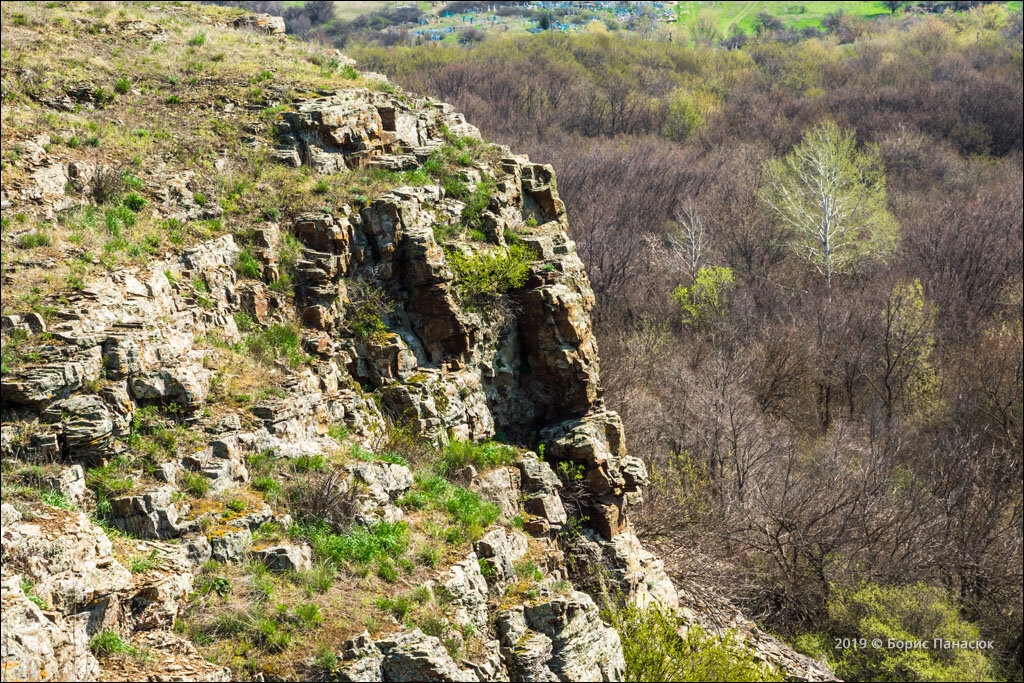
[351,5,1024,679]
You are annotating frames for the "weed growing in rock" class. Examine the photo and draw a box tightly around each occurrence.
[438,439,516,476]
[345,279,393,342]
[235,249,262,279]
[129,549,163,574]
[291,454,327,473]
[245,323,311,368]
[19,579,47,610]
[89,630,140,657]
[350,442,407,466]
[181,471,210,497]
[446,243,531,312]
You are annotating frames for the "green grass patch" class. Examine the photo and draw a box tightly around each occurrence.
[298,520,410,567]
[129,549,163,574]
[399,471,499,541]
[245,323,311,368]
[437,439,516,476]
[181,471,210,498]
[89,630,138,657]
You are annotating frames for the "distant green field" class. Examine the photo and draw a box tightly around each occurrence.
[285,0,1021,36]
[282,1,401,22]
[674,1,895,35]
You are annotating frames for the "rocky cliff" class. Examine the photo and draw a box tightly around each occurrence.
[1,4,833,682]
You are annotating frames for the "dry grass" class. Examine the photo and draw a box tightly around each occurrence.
[0,0,379,314]
[177,500,491,679]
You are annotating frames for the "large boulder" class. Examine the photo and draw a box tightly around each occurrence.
[497,584,625,682]
[233,12,286,35]
[334,628,480,682]
[0,576,100,682]
[440,553,489,632]
[476,527,529,585]
[1,347,103,406]
[470,466,521,519]
[110,487,189,539]
[252,544,312,572]
[209,526,252,564]
[516,454,567,534]
[280,92,390,173]
[41,394,115,460]
[130,362,212,412]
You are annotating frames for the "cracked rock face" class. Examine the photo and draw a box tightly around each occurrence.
[1,575,101,683]
[496,583,625,683]
[0,24,839,680]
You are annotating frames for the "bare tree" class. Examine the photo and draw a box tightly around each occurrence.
[760,122,898,293]
[666,201,711,282]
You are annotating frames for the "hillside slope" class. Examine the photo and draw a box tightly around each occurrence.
[1,3,832,681]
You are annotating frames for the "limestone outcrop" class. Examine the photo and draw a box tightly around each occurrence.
[0,9,835,679]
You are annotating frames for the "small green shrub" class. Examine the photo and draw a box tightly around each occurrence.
[122,193,146,212]
[606,602,780,682]
[418,545,440,567]
[350,443,407,466]
[187,32,206,47]
[195,575,231,597]
[295,602,324,628]
[412,585,432,603]
[87,458,134,501]
[312,642,339,672]
[129,549,162,574]
[375,595,412,621]
[300,563,336,594]
[671,265,735,328]
[514,561,543,582]
[327,424,349,444]
[246,450,276,477]
[114,77,131,94]
[246,323,310,368]
[20,580,47,610]
[346,280,393,342]
[824,582,998,682]
[251,475,283,501]
[400,472,498,542]
[377,557,400,582]
[419,615,449,638]
[292,454,327,473]
[92,87,114,105]
[460,177,494,233]
[234,311,254,333]
[254,616,291,652]
[446,243,532,310]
